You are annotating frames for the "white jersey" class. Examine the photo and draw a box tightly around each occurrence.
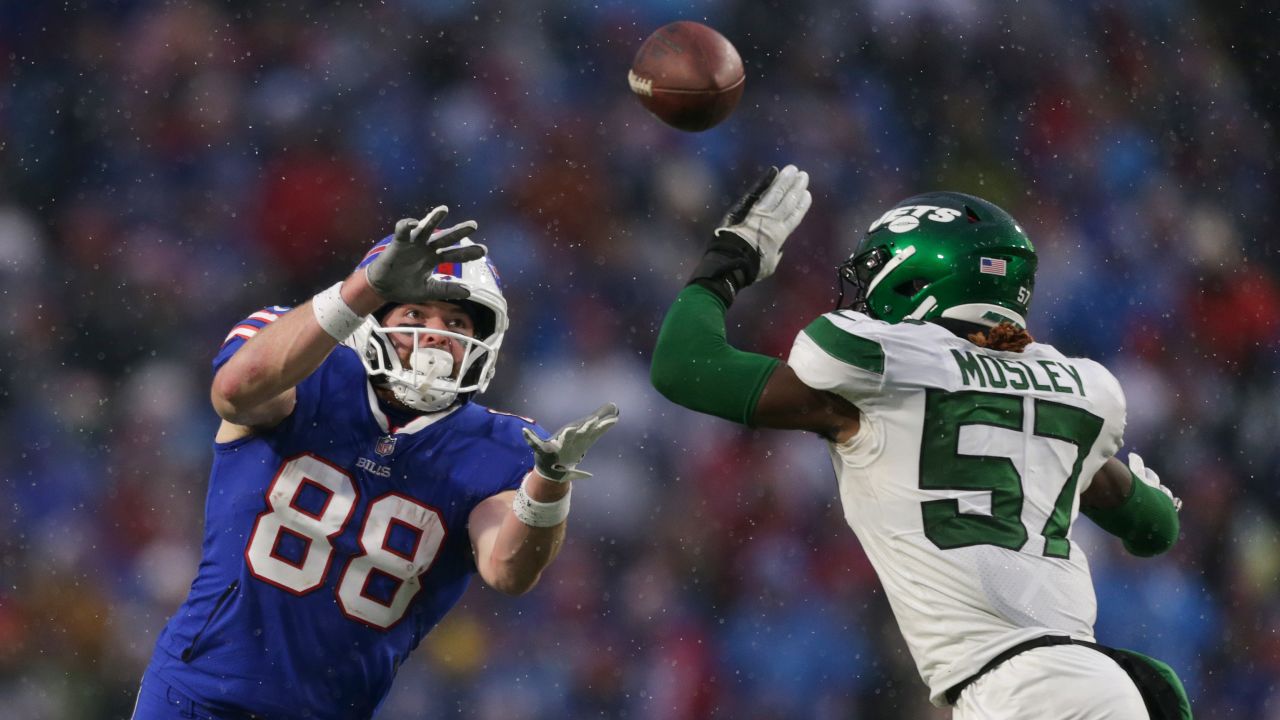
[788,310,1127,706]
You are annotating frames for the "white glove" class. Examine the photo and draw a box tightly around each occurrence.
[365,206,487,303]
[522,403,620,482]
[715,164,812,281]
[1128,452,1182,512]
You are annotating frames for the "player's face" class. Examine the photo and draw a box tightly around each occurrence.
[382,302,475,374]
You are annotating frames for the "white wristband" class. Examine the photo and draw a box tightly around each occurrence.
[312,282,364,341]
[512,483,571,528]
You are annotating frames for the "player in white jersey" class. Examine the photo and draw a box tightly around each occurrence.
[650,166,1192,719]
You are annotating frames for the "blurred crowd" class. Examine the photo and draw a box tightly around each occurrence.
[2,0,1278,718]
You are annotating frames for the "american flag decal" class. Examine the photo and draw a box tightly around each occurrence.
[980,257,1007,276]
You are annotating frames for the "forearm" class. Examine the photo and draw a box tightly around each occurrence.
[1082,471,1180,557]
[650,284,780,425]
[212,272,384,420]
[483,474,568,594]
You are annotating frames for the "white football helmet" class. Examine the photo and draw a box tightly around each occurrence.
[345,241,508,412]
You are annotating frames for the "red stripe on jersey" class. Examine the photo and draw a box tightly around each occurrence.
[223,326,259,344]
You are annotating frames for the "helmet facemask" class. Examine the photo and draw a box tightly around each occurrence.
[838,245,912,315]
[345,242,509,413]
[350,318,502,412]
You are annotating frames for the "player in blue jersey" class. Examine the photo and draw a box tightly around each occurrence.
[133,206,619,719]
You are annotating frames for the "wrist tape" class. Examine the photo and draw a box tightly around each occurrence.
[512,482,571,527]
[312,282,365,341]
[686,231,761,308]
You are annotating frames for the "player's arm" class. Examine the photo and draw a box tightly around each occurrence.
[211,207,483,431]
[1080,453,1182,557]
[650,165,859,442]
[468,404,619,595]
[211,271,381,430]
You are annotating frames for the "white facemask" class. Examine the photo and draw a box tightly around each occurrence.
[346,321,500,413]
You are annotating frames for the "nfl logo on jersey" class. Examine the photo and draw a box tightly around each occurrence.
[375,435,398,456]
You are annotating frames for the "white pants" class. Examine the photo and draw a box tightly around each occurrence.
[953,643,1149,720]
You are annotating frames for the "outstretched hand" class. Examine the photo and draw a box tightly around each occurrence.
[687,164,812,307]
[365,206,487,303]
[522,403,620,483]
[716,164,812,281]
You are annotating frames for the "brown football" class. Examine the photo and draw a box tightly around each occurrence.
[628,21,745,132]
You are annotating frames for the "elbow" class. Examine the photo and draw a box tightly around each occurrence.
[1123,526,1179,558]
[492,578,539,597]
[484,563,542,596]
[210,368,258,423]
[1120,507,1180,558]
[649,365,673,402]
[210,373,241,421]
[649,350,685,405]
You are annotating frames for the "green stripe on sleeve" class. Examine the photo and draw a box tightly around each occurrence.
[802,316,885,374]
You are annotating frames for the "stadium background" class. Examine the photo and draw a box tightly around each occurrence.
[2,1,1278,717]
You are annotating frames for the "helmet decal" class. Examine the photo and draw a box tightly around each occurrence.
[485,258,504,290]
[432,262,464,278]
[978,257,1007,276]
[868,205,963,234]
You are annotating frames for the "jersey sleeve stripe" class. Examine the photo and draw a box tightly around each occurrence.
[224,326,259,343]
[803,316,885,374]
[220,307,291,347]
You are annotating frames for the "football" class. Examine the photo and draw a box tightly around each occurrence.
[628,21,745,132]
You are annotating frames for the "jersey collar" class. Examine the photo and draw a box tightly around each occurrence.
[364,379,461,435]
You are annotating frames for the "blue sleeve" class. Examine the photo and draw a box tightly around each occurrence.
[212,305,294,373]
[475,409,546,499]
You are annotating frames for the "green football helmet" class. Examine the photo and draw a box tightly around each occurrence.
[838,191,1037,328]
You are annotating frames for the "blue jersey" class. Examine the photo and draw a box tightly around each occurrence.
[146,307,542,719]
